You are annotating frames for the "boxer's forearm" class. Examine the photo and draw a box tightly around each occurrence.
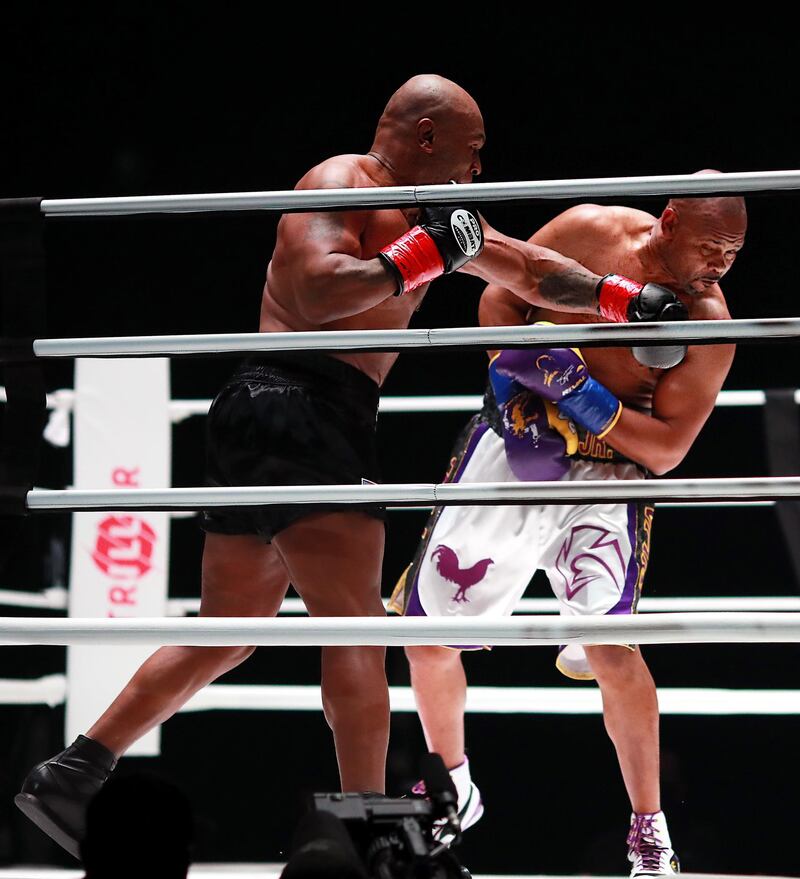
[602,407,700,475]
[461,227,601,313]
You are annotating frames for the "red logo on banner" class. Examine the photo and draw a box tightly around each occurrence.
[91,516,157,579]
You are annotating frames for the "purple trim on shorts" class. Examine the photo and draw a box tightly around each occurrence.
[451,421,489,483]
[405,574,427,617]
[608,502,638,615]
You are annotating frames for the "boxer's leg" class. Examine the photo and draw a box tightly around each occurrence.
[542,462,675,875]
[16,532,290,856]
[583,644,660,813]
[405,645,466,770]
[87,532,290,754]
[273,511,389,794]
[400,426,540,832]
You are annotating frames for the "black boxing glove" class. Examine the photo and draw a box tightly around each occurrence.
[378,205,484,296]
[596,274,689,369]
[596,274,688,323]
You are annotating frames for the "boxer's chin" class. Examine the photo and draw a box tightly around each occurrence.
[686,279,706,295]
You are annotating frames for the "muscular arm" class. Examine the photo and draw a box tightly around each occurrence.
[461,219,604,313]
[603,339,735,475]
[478,284,531,328]
[269,161,397,324]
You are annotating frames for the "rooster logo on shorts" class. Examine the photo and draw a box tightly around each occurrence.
[432,545,494,603]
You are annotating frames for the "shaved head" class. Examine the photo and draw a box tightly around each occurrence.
[656,170,747,294]
[666,169,748,231]
[370,75,485,185]
[379,74,481,128]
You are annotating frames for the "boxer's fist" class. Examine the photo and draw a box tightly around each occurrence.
[597,274,688,324]
[491,346,588,403]
[488,362,573,481]
[379,206,484,296]
[492,345,622,439]
[596,274,688,369]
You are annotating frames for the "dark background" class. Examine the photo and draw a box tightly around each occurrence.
[1,7,799,876]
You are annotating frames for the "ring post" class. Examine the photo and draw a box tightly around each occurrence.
[65,358,171,756]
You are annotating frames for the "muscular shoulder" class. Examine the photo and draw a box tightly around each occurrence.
[688,286,731,321]
[531,204,654,258]
[296,154,370,191]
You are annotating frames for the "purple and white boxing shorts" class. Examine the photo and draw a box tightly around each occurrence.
[390,413,654,680]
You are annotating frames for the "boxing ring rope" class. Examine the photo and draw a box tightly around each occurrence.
[3,674,800,716]
[4,590,799,615]
[5,871,784,879]
[39,168,800,216]
[2,612,800,647]
[3,388,795,418]
[28,316,800,359]
[22,476,800,512]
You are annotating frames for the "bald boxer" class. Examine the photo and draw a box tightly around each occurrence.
[396,178,747,876]
[16,75,683,858]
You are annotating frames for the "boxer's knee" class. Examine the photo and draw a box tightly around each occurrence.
[405,644,462,673]
[193,644,256,676]
[320,646,388,729]
[585,645,652,689]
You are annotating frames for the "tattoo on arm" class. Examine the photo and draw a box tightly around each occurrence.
[539,269,599,310]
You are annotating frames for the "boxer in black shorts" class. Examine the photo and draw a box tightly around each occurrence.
[203,353,384,539]
[16,74,684,858]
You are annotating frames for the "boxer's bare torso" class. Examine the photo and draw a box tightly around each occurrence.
[494,205,734,412]
[481,202,746,473]
[260,153,428,386]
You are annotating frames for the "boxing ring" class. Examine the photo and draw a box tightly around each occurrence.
[2,170,800,878]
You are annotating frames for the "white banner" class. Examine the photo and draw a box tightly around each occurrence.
[66,359,171,755]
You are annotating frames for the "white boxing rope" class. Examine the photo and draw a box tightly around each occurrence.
[170,389,800,421]
[0,871,785,879]
[0,674,68,707]
[0,587,68,609]
[2,390,792,435]
[30,317,800,359]
[2,613,800,648]
[5,385,795,450]
[5,675,800,716]
[23,476,800,511]
[180,685,800,717]
[0,869,286,879]
[3,591,799,616]
[40,168,800,216]
[167,595,800,616]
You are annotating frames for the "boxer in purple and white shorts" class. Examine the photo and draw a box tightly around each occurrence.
[395,181,747,876]
[394,396,652,678]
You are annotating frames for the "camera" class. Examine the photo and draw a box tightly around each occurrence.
[280,756,471,879]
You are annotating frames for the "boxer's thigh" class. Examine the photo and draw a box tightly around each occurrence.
[409,428,544,620]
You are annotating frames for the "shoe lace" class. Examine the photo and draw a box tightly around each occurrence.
[627,814,667,871]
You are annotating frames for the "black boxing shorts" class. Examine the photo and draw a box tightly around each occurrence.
[201,352,384,542]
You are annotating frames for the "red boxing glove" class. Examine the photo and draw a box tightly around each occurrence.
[379,206,484,296]
[597,274,689,369]
[596,274,688,324]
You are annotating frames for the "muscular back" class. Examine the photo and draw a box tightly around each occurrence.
[260,154,429,385]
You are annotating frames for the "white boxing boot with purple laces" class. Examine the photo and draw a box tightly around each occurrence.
[627,811,680,877]
[412,757,484,844]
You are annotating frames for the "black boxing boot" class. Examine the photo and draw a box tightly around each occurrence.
[15,734,117,858]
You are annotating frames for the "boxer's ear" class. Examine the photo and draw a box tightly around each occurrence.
[417,118,435,152]
[660,206,679,239]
